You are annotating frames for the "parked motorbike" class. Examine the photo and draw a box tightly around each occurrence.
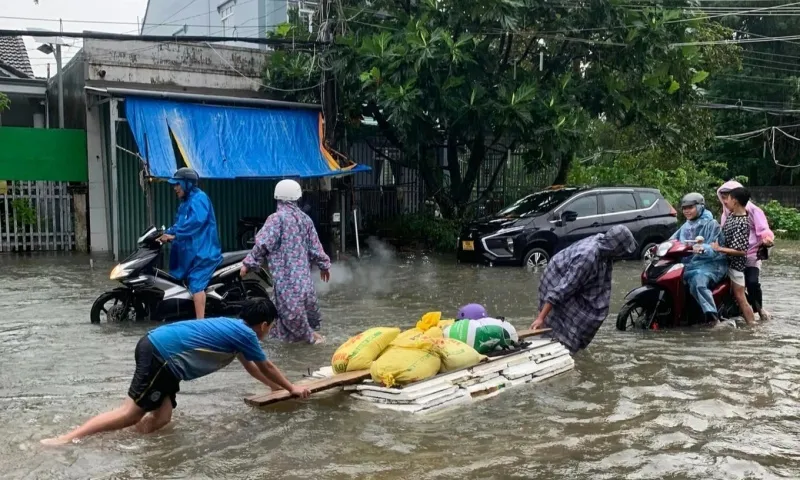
[616,236,739,330]
[237,217,264,250]
[90,226,273,324]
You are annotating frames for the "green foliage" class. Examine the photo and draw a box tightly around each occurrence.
[378,213,462,253]
[264,0,739,218]
[0,93,9,112]
[569,149,725,212]
[11,198,37,227]
[762,201,800,240]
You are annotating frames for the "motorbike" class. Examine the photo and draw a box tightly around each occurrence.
[616,236,740,331]
[90,226,273,324]
[237,216,264,250]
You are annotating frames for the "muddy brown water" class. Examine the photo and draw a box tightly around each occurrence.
[1,245,799,479]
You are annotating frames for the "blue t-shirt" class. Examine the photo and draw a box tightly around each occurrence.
[148,318,267,381]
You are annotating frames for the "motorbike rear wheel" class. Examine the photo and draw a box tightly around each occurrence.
[617,298,656,331]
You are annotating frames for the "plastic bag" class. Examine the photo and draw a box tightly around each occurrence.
[443,318,519,354]
[331,327,400,374]
[370,344,441,387]
[432,338,486,372]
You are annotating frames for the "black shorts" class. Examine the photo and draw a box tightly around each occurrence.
[128,336,180,412]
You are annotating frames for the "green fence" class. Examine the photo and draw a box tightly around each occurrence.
[116,124,276,255]
[0,127,87,182]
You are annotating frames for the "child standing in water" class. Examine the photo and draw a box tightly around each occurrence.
[712,187,757,326]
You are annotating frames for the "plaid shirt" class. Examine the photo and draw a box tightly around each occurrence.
[539,225,637,354]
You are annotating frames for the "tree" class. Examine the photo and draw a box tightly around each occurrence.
[265,0,737,218]
[0,92,9,112]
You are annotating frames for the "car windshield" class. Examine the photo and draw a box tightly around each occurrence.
[495,189,577,218]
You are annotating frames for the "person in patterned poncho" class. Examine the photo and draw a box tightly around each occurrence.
[530,225,637,354]
[240,180,331,344]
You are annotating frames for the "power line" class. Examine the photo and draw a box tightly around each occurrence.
[0,28,327,46]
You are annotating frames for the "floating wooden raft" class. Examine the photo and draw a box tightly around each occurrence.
[244,328,555,407]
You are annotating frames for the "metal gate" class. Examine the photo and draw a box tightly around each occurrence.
[0,181,74,252]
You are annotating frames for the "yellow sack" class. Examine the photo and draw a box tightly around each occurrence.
[391,326,443,345]
[331,327,401,374]
[438,318,456,329]
[432,338,486,373]
[370,345,441,387]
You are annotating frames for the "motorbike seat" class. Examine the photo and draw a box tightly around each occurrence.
[219,251,249,268]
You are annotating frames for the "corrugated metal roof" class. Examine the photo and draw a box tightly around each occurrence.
[0,36,34,78]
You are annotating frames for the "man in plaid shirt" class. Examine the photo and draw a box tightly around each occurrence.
[531,225,637,354]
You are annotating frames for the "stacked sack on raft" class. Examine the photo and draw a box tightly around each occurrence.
[331,306,520,388]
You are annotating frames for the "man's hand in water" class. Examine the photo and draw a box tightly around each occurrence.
[239,265,249,278]
[157,234,175,243]
[320,269,330,283]
[290,385,311,398]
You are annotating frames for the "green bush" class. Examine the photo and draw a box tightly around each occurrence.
[377,213,462,252]
[762,201,800,240]
[11,198,37,228]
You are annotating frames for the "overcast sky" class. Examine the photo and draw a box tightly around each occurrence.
[1,0,148,78]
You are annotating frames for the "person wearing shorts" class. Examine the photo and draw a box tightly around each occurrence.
[712,187,756,326]
[41,300,310,446]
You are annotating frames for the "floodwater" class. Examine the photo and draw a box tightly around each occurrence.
[1,242,800,480]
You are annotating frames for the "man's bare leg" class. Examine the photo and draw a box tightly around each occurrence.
[134,397,173,434]
[41,398,145,446]
[193,291,206,320]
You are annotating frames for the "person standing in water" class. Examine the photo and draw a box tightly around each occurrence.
[712,187,757,326]
[717,180,774,321]
[157,168,222,319]
[240,179,331,344]
[41,300,310,446]
[530,225,637,354]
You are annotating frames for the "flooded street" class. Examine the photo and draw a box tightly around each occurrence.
[2,244,800,479]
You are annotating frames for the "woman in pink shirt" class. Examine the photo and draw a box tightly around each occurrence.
[717,180,775,321]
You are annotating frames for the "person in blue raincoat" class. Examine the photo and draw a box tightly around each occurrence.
[669,192,728,325]
[157,168,222,319]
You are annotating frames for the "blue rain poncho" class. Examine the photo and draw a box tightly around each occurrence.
[669,206,728,314]
[165,179,223,294]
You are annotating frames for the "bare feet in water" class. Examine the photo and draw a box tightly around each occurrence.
[40,436,72,446]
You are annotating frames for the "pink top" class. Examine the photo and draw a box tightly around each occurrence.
[717,180,774,268]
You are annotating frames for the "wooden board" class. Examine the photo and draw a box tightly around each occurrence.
[243,327,552,407]
[244,369,369,406]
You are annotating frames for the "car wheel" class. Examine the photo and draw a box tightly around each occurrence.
[523,247,550,270]
[640,241,660,262]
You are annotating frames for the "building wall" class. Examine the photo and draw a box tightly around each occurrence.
[82,38,269,90]
[47,50,87,130]
[0,93,44,127]
[141,0,287,50]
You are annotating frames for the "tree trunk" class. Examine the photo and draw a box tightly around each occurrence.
[553,155,572,185]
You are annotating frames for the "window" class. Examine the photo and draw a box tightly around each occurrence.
[496,189,577,218]
[638,192,658,208]
[564,195,598,218]
[602,193,638,214]
[219,1,235,36]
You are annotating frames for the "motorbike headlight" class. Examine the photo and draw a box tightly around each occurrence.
[656,242,672,258]
[110,261,136,280]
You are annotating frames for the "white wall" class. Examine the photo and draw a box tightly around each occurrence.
[141,0,287,50]
[83,38,268,90]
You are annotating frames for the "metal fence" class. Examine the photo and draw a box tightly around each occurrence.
[750,186,800,209]
[0,181,74,252]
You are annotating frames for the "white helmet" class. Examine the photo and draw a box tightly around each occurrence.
[274,179,302,202]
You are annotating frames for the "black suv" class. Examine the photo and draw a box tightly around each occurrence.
[457,186,678,267]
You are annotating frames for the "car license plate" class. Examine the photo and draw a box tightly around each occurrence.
[462,240,474,251]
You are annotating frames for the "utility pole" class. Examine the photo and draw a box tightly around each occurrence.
[57,19,64,128]
[319,0,341,257]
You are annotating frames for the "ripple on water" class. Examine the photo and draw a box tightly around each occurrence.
[1,251,800,479]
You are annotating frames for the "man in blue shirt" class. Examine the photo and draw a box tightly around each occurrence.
[41,300,310,446]
[157,167,222,319]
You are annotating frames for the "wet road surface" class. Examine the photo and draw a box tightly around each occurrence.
[1,244,799,479]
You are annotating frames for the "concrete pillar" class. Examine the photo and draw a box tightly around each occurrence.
[70,185,88,252]
[86,100,109,252]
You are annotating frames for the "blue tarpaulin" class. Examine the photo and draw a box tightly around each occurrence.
[124,96,370,179]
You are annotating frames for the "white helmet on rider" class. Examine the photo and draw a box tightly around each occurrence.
[274,179,302,202]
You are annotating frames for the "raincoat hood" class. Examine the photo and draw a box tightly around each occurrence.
[596,225,638,258]
[169,178,197,201]
[717,180,744,203]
